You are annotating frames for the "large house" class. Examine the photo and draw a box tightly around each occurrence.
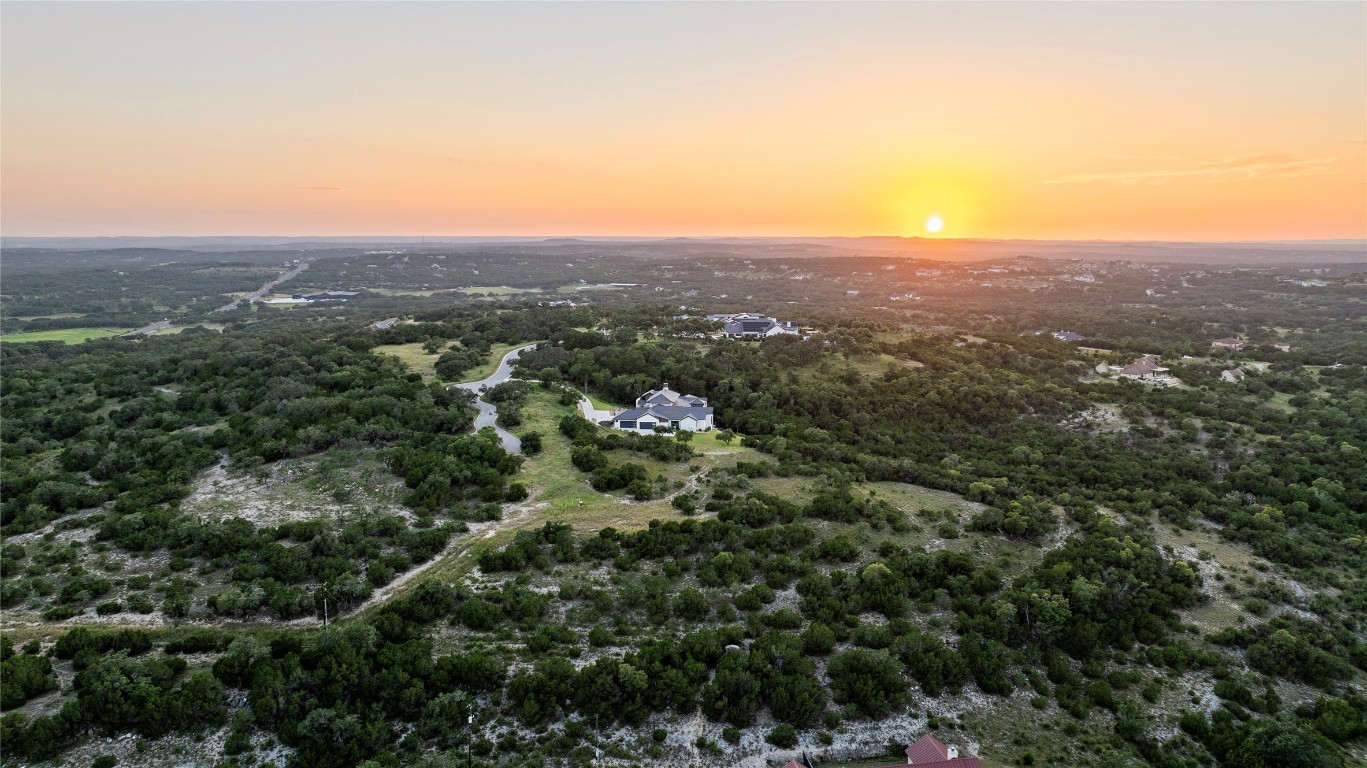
[1118,354,1173,382]
[609,384,714,433]
[711,312,801,339]
[1211,337,1246,350]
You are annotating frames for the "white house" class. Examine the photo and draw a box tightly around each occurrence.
[712,313,801,339]
[610,383,714,433]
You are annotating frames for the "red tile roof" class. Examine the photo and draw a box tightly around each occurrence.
[893,735,981,768]
[907,735,950,763]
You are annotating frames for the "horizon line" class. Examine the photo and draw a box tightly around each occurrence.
[4,234,1365,246]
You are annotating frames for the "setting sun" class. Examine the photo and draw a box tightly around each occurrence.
[925,216,944,234]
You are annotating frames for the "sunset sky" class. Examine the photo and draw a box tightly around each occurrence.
[2,2,1364,240]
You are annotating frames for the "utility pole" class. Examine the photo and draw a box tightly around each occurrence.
[323,598,329,628]
[467,713,474,768]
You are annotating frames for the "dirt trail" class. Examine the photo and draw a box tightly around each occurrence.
[350,502,545,616]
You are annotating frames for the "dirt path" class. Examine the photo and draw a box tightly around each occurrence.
[350,501,545,618]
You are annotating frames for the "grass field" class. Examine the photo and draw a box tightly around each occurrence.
[374,340,540,385]
[373,342,444,381]
[557,284,623,293]
[151,322,227,335]
[9,312,86,321]
[455,286,541,296]
[0,327,129,344]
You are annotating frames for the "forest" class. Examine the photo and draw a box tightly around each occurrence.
[0,245,1363,768]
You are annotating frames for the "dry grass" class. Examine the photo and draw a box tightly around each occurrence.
[372,342,443,381]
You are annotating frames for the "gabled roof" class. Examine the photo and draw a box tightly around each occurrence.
[647,405,713,420]
[611,408,652,422]
[1119,355,1169,376]
[612,405,713,424]
[907,735,951,763]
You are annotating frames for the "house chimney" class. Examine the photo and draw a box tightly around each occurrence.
[947,746,958,760]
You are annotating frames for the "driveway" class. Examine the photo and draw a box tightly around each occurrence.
[455,344,537,453]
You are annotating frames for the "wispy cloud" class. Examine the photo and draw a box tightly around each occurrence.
[1044,153,1339,185]
[295,186,344,191]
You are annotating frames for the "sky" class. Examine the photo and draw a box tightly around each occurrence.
[2,1,1364,240]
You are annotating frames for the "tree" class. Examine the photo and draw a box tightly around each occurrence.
[826,649,907,718]
[767,723,798,748]
[1226,720,1344,768]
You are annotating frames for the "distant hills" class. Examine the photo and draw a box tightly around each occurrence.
[3,235,1363,265]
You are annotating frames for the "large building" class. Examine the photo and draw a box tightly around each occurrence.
[709,312,801,339]
[609,384,714,433]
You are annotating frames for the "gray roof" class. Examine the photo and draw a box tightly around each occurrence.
[613,405,713,423]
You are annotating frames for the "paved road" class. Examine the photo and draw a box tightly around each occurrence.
[455,344,537,454]
[213,261,311,313]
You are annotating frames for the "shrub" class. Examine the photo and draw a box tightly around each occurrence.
[766,723,798,748]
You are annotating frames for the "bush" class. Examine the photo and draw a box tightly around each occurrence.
[766,723,798,748]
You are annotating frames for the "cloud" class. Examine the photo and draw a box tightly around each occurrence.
[1044,153,1340,185]
[295,186,344,191]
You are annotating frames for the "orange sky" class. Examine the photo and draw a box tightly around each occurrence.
[2,2,1364,239]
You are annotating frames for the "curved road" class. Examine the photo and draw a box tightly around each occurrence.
[455,344,537,453]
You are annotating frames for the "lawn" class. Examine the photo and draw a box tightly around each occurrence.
[0,327,130,344]
[582,390,626,410]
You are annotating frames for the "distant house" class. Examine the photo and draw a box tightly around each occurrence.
[1273,342,1293,353]
[1211,337,1246,350]
[870,735,981,768]
[1220,368,1246,383]
[1053,331,1086,342]
[1118,354,1174,382]
[609,384,714,433]
[716,313,801,339]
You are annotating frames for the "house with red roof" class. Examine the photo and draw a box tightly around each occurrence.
[884,735,982,768]
[776,736,980,768]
